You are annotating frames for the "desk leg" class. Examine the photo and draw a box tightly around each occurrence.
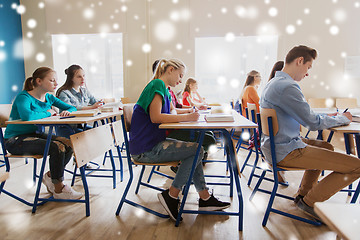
[222,129,243,231]
[32,126,53,213]
[350,133,360,203]
[80,166,90,216]
[176,131,205,227]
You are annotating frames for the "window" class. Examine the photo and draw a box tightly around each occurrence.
[195,36,278,104]
[51,33,124,99]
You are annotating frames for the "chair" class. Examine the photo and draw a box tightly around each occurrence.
[70,123,116,216]
[115,104,179,219]
[249,108,321,226]
[308,98,327,108]
[336,98,358,109]
[121,97,131,104]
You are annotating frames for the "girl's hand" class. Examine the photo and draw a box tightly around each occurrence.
[92,101,104,109]
[47,109,57,116]
[187,112,200,122]
[342,112,352,122]
[59,111,71,117]
[198,104,208,110]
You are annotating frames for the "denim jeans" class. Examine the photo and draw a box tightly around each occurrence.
[132,138,207,192]
[167,130,216,152]
[5,132,73,184]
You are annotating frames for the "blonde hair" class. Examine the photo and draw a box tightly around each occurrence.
[152,58,186,80]
[183,77,197,94]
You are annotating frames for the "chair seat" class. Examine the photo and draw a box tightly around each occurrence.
[132,159,179,167]
[5,153,44,159]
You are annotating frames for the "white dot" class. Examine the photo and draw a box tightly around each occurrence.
[170,11,180,21]
[320,81,325,86]
[304,8,310,14]
[83,8,94,19]
[241,132,250,141]
[325,18,331,24]
[115,9,119,13]
[27,19,37,29]
[155,21,176,42]
[98,2,103,6]
[268,7,278,17]
[121,6,127,12]
[141,25,146,29]
[57,19,62,23]
[328,60,335,66]
[325,85,330,90]
[90,66,97,73]
[334,9,347,22]
[355,2,360,8]
[225,32,235,42]
[176,43,182,50]
[230,79,240,88]
[142,43,151,53]
[332,0,338,3]
[242,53,247,58]
[329,25,339,35]
[57,45,67,54]
[286,25,296,34]
[134,15,139,20]
[113,23,119,29]
[217,76,227,85]
[264,0,270,4]
[0,41,4,47]
[110,15,114,19]
[348,93,353,98]
[325,98,334,108]
[172,0,178,3]
[38,2,45,8]
[11,3,17,9]
[296,19,302,25]
[11,85,18,92]
[341,52,347,58]
[207,13,212,18]
[187,49,191,54]
[195,28,200,32]
[221,8,227,14]
[264,55,269,60]
[235,6,246,18]
[0,51,6,61]
[126,60,133,66]
[180,9,191,21]
[36,53,45,62]
[27,32,33,38]
[16,5,26,14]
[247,6,259,19]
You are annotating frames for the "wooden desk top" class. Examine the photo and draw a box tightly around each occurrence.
[330,122,360,133]
[314,202,360,240]
[159,111,257,130]
[5,111,122,125]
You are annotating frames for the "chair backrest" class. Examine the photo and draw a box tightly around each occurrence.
[335,98,358,109]
[0,104,12,128]
[122,104,135,132]
[121,97,131,104]
[111,120,123,147]
[103,98,115,103]
[70,124,114,168]
[308,98,327,108]
[247,103,257,123]
[260,108,279,136]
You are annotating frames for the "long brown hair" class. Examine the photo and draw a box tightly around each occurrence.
[239,70,259,100]
[268,61,284,82]
[23,67,55,91]
[183,78,196,94]
[56,64,83,97]
[152,58,186,80]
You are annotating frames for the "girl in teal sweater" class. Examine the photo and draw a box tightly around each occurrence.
[4,67,82,200]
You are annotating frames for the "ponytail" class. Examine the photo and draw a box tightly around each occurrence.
[56,64,83,97]
[183,78,196,94]
[23,67,54,91]
[152,58,186,80]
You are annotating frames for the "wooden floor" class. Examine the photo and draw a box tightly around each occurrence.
[0,144,355,240]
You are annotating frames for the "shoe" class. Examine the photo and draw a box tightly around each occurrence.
[170,166,178,174]
[294,194,304,204]
[199,194,231,211]
[157,189,182,221]
[42,173,55,194]
[53,185,83,200]
[296,198,322,221]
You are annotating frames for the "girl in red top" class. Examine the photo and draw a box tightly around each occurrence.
[182,78,207,109]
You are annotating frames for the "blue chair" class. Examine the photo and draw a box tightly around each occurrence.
[249,108,321,226]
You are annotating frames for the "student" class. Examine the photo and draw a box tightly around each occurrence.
[4,67,82,199]
[260,45,360,220]
[130,58,230,221]
[55,65,103,138]
[240,70,261,117]
[182,78,207,109]
[268,61,284,82]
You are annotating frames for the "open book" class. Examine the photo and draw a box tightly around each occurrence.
[352,115,360,123]
[69,109,101,117]
[205,114,235,122]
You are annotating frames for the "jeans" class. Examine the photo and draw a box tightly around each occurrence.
[167,130,216,152]
[5,132,73,184]
[132,138,207,192]
[55,124,92,139]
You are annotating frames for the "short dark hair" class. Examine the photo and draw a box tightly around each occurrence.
[285,45,317,64]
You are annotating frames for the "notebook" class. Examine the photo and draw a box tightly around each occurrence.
[205,114,235,122]
[69,109,101,117]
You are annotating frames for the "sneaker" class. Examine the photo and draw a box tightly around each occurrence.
[296,198,322,221]
[199,194,231,211]
[157,189,182,221]
[294,194,304,204]
[53,185,83,200]
[42,173,55,194]
[170,166,178,174]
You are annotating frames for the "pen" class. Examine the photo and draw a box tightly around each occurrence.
[60,116,76,119]
[343,108,349,113]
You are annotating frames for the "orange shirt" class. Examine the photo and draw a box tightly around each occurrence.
[241,86,260,117]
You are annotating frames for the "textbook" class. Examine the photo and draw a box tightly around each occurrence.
[205,114,235,122]
[69,109,101,117]
[352,115,360,123]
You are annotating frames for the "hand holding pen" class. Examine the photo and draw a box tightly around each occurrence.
[341,108,352,122]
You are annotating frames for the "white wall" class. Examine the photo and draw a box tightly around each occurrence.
[20,0,360,103]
